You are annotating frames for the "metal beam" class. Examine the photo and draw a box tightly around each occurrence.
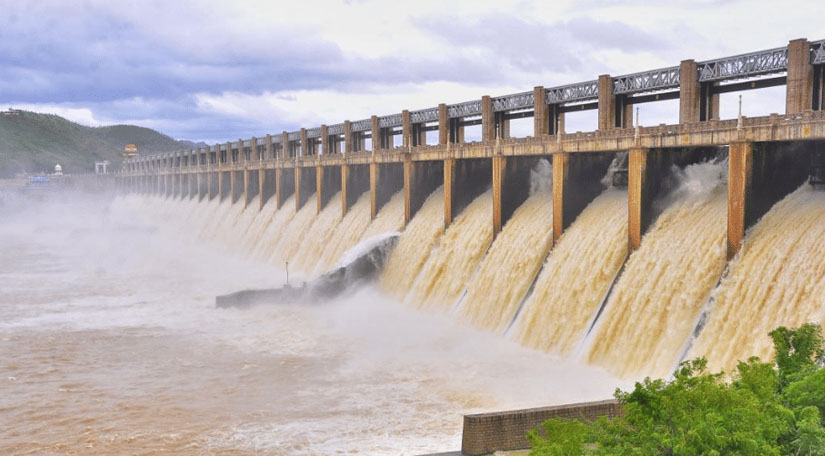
[613,66,680,95]
[698,46,787,82]
[712,76,787,95]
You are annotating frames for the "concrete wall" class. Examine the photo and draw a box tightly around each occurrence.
[461,399,623,455]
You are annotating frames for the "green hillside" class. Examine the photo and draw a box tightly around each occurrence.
[0,110,198,177]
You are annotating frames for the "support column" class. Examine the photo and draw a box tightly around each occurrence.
[295,167,302,211]
[481,96,495,142]
[786,38,814,114]
[727,141,753,260]
[197,172,203,200]
[552,153,570,244]
[598,75,615,131]
[370,163,380,219]
[627,148,647,252]
[492,155,505,235]
[217,169,224,202]
[243,168,250,207]
[275,167,283,208]
[627,147,670,252]
[258,168,265,209]
[534,86,549,137]
[444,158,455,228]
[370,116,380,152]
[680,59,701,123]
[282,131,289,158]
[402,110,412,147]
[316,166,324,214]
[204,171,211,201]
[344,121,352,155]
[320,125,329,155]
[403,158,413,225]
[341,165,350,216]
[265,135,273,160]
[438,103,448,145]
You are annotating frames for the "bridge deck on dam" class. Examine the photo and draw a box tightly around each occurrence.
[120,37,825,260]
[142,111,825,173]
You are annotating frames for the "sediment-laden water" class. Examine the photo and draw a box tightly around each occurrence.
[459,192,554,333]
[6,155,825,454]
[688,184,825,372]
[585,161,728,378]
[510,188,628,356]
[380,188,445,301]
[404,190,495,311]
[0,193,621,455]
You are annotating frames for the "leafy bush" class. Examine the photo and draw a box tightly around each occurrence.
[529,323,825,456]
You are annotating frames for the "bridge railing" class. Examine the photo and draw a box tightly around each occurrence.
[126,38,825,169]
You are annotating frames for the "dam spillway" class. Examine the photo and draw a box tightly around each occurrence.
[116,37,825,379]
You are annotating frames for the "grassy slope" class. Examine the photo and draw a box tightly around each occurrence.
[0,111,193,177]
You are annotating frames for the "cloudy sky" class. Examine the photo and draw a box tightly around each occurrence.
[1,0,822,143]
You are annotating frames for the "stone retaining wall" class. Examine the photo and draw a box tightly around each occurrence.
[461,399,622,455]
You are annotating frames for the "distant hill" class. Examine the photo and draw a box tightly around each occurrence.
[0,110,203,177]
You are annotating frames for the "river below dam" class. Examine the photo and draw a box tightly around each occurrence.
[0,193,622,455]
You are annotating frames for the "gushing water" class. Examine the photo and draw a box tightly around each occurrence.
[688,184,825,373]
[291,192,343,275]
[272,197,317,267]
[314,192,372,276]
[361,191,405,240]
[256,203,297,263]
[239,197,278,255]
[459,162,554,333]
[405,191,495,311]
[380,188,445,300]
[0,192,623,455]
[511,189,628,356]
[585,161,728,378]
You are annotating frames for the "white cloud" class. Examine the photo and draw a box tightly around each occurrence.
[1,0,822,142]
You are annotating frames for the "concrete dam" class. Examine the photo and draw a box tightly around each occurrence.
[120,38,825,379]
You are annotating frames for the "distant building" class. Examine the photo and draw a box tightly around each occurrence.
[123,144,139,158]
[95,161,110,174]
[54,164,63,176]
[1,109,23,117]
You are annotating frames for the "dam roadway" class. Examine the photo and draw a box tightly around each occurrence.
[121,37,825,259]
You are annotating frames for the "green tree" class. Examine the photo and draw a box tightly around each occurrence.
[529,324,825,456]
[770,324,824,387]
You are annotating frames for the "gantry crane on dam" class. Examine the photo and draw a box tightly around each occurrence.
[121,38,825,260]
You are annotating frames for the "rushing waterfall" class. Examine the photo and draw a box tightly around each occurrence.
[380,188,445,300]
[405,190,495,311]
[511,188,628,356]
[314,192,372,276]
[361,190,405,240]
[458,192,553,333]
[239,197,278,255]
[688,184,825,373]
[272,196,318,266]
[256,203,297,263]
[290,192,344,274]
[112,160,825,383]
[585,161,728,378]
